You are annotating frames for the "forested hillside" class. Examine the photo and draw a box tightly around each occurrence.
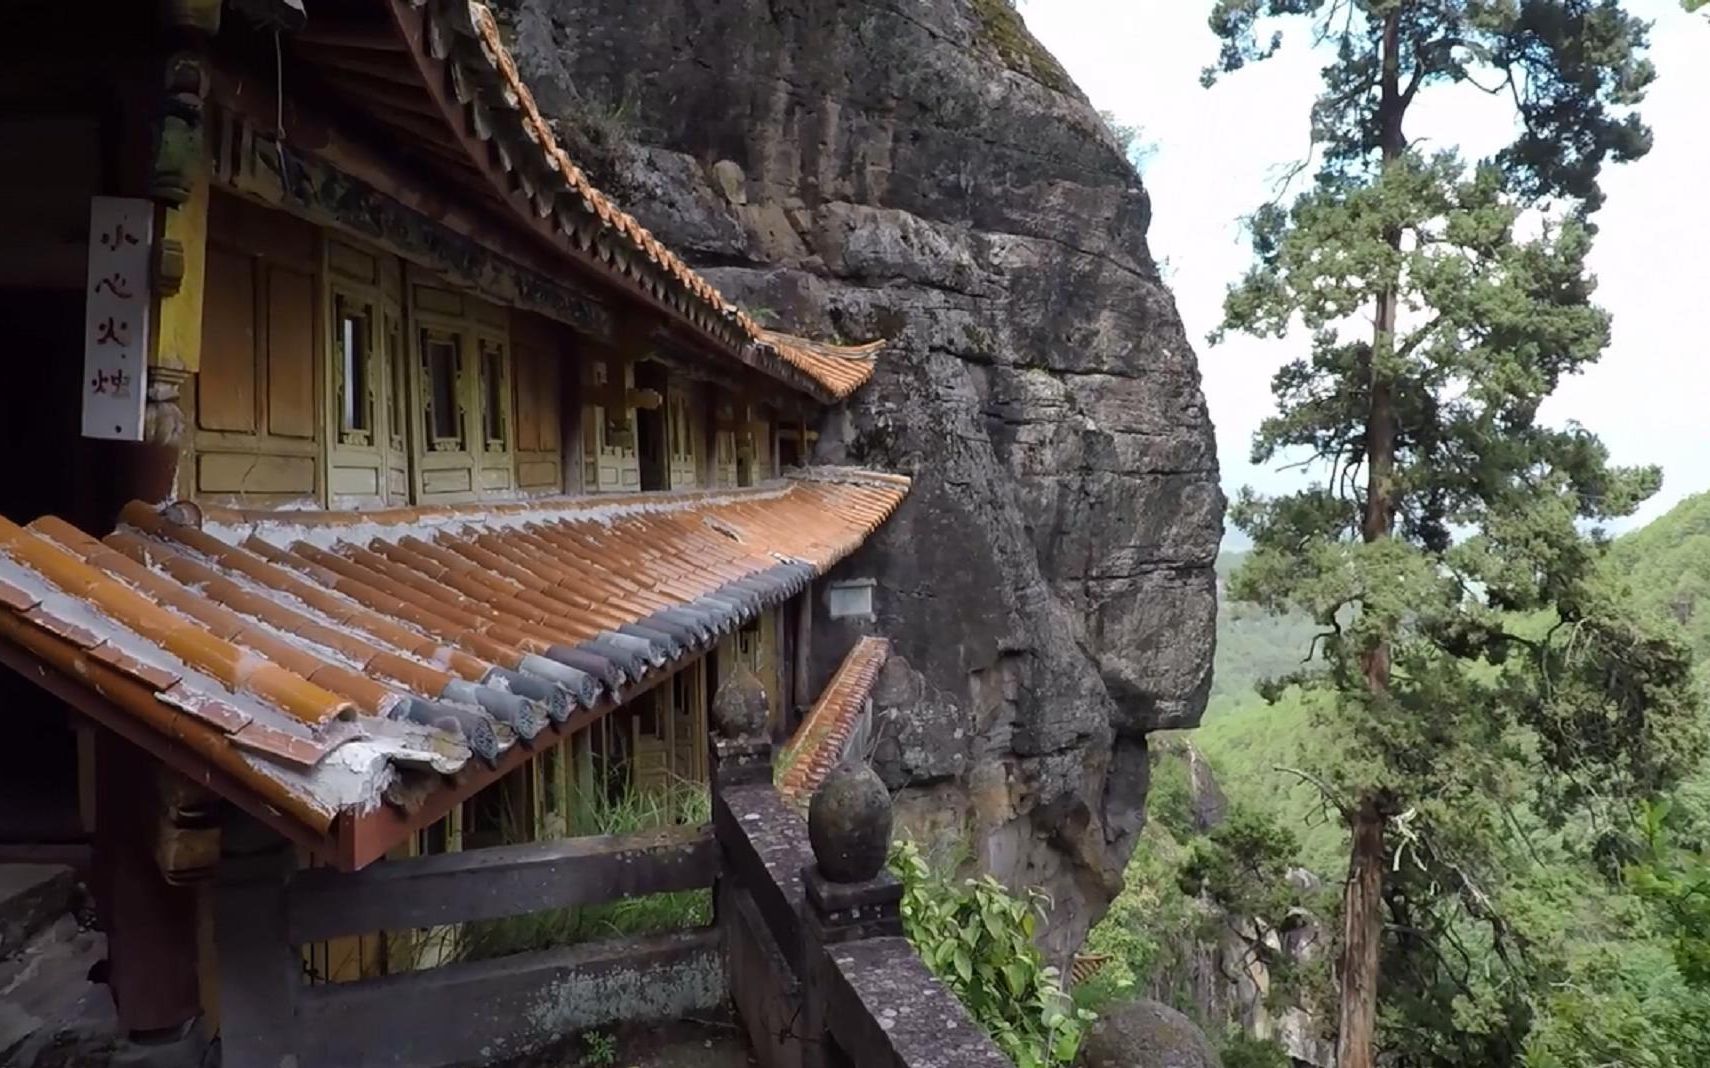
[1080,493,1710,1066]
[1609,493,1710,674]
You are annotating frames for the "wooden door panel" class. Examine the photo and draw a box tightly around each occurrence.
[198,247,256,433]
[266,266,316,440]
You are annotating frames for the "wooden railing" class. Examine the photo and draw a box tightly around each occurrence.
[213,724,1011,1067]
[215,819,724,1066]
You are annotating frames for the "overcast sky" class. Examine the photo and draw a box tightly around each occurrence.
[1020,1,1710,541]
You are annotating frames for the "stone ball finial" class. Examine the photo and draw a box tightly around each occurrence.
[712,662,770,739]
[808,763,893,883]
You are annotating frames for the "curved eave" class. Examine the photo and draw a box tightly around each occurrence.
[385,0,878,404]
[0,470,912,870]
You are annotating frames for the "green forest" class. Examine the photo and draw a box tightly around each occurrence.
[1080,491,1710,1066]
[1060,5,1710,1067]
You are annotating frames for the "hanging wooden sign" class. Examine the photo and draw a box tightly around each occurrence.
[81,196,153,441]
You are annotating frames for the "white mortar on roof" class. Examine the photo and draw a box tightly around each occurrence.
[201,483,795,551]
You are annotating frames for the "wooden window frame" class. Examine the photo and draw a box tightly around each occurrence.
[331,289,377,447]
[385,306,408,456]
[477,332,509,454]
[406,274,514,504]
[419,324,468,455]
[322,236,407,508]
[580,359,639,493]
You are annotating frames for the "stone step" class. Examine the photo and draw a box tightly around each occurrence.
[0,865,77,961]
[0,914,108,1064]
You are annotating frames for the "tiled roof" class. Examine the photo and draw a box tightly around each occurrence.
[777,636,891,807]
[417,0,880,401]
[0,471,907,852]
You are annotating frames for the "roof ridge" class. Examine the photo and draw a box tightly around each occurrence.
[776,635,891,806]
[788,466,914,490]
[185,484,799,541]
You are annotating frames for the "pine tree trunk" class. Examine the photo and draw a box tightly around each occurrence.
[1338,8,1408,1067]
[1337,795,1388,1068]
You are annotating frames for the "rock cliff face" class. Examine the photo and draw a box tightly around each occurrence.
[499,0,1223,957]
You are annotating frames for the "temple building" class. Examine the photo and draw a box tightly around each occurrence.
[0,2,957,1062]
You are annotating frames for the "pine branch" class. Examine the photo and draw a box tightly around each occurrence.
[1274,765,1352,819]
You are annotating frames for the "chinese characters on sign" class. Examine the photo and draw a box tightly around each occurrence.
[82,197,153,441]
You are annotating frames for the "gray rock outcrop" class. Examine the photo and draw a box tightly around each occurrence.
[498,0,1223,956]
[1078,998,1222,1068]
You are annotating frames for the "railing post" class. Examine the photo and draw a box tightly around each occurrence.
[710,661,775,794]
[214,813,300,1067]
[800,764,898,1068]
[709,658,777,946]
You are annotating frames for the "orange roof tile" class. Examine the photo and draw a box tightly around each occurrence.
[415,1,880,401]
[0,471,907,858]
[777,636,891,808]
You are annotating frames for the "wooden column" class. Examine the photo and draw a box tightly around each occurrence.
[562,340,585,494]
[92,730,201,1035]
[140,0,221,506]
[794,586,813,732]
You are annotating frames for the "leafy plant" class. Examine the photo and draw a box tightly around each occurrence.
[1629,800,1710,988]
[1097,109,1156,173]
[890,838,1091,1067]
[1075,820,1198,1013]
[579,1028,618,1067]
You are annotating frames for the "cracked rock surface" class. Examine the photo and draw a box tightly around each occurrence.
[499,0,1223,957]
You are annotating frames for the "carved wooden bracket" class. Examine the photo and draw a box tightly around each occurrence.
[156,237,186,297]
[151,51,212,207]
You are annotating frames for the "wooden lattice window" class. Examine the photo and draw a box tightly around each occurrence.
[582,404,600,486]
[737,617,761,667]
[385,309,407,454]
[421,328,464,452]
[479,336,508,451]
[333,293,375,445]
[670,391,693,464]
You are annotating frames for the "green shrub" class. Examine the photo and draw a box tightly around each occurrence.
[890,838,1092,1067]
[1221,1030,1293,1068]
[1075,821,1197,1013]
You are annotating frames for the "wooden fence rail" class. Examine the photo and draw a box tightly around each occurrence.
[212,720,1012,1067]
[286,824,717,941]
[295,928,723,1066]
[216,818,724,1066]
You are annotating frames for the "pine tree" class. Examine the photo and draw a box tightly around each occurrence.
[1205,2,1705,1064]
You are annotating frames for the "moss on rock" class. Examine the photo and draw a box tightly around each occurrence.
[969,0,1074,94]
